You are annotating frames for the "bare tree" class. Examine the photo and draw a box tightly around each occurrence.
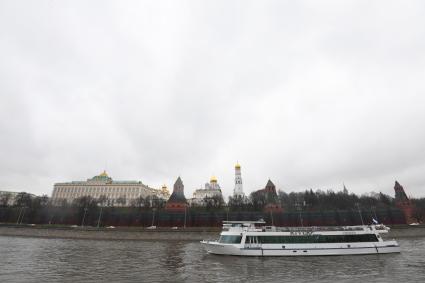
[14,192,33,207]
[0,192,12,207]
[116,196,127,207]
[131,196,145,208]
[97,195,108,206]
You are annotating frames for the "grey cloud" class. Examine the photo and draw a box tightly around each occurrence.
[1,0,425,198]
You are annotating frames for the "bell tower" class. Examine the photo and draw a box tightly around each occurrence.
[233,162,244,197]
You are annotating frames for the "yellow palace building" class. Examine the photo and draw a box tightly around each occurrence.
[51,171,170,207]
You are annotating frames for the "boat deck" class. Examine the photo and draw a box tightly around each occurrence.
[222,221,389,233]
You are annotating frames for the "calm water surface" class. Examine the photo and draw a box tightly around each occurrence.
[1,235,425,282]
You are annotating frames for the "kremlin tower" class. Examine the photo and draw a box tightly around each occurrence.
[233,162,245,198]
[262,179,283,213]
[165,177,187,211]
[394,181,415,224]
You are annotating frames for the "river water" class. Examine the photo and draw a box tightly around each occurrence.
[1,234,424,282]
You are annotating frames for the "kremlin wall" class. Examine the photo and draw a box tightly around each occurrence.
[0,163,418,227]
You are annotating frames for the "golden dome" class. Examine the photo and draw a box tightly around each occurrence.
[235,162,241,169]
[99,170,108,177]
[210,175,218,183]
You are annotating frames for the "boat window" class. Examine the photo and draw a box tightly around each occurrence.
[256,234,378,244]
[219,235,242,244]
[246,236,259,244]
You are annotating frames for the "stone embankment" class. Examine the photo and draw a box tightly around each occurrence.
[0,224,424,241]
[383,225,425,238]
[0,224,219,241]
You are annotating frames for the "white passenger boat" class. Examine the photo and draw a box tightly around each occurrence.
[201,221,400,256]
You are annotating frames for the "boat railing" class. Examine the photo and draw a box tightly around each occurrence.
[276,226,366,232]
[224,224,389,233]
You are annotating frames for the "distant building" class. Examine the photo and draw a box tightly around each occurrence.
[165,177,187,211]
[158,184,171,200]
[394,180,415,224]
[189,176,224,206]
[51,171,166,207]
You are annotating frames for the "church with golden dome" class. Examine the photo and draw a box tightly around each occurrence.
[189,175,224,206]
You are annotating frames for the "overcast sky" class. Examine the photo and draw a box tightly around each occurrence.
[1,1,425,199]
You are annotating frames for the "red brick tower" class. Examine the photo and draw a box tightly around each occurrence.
[394,181,415,224]
[262,179,283,213]
[165,177,187,212]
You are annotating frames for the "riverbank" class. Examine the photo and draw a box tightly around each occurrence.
[0,224,220,241]
[382,224,425,238]
[0,224,424,241]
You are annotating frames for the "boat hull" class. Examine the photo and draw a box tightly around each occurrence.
[200,241,401,256]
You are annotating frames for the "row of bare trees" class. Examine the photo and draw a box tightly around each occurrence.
[53,194,166,209]
[227,188,406,213]
[2,189,425,224]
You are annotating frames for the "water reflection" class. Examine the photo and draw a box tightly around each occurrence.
[0,236,425,282]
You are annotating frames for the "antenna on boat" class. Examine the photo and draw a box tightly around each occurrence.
[371,206,378,223]
[356,203,364,226]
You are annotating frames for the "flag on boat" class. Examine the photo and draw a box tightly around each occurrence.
[372,218,379,224]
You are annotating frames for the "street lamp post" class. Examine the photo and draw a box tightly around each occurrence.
[295,201,304,227]
[16,207,23,224]
[20,207,26,224]
[184,206,187,229]
[81,207,88,227]
[356,203,364,226]
[151,208,156,227]
[226,206,229,221]
[97,206,103,228]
